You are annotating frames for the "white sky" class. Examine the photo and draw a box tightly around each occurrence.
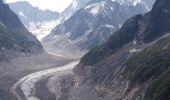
[5,0,73,13]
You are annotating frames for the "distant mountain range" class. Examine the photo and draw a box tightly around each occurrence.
[57,0,155,24]
[9,1,59,40]
[9,1,59,27]
[43,0,155,57]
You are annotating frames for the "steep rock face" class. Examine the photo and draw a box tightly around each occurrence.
[137,0,170,43]
[72,0,170,99]
[43,0,147,56]
[0,0,43,61]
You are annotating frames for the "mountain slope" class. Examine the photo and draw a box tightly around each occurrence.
[0,0,44,99]
[124,37,170,100]
[43,0,148,57]
[0,0,43,60]
[62,0,170,99]
[81,14,143,65]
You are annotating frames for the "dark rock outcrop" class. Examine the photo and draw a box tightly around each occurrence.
[137,0,170,43]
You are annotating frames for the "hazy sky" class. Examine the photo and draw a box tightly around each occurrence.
[5,0,73,13]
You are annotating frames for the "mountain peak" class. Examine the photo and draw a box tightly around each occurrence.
[136,0,170,43]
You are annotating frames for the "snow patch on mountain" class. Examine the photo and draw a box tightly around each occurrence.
[133,0,142,6]
[85,2,106,16]
[18,11,27,19]
[129,48,142,53]
[56,0,91,24]
[89,6,100,16]
[102,24,115,29]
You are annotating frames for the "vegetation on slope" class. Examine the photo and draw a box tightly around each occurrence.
[124,37,170,84]
[124,37,170,100]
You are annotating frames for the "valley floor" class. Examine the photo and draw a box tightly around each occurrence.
[12,60,79,100]
[0,52,79,100]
